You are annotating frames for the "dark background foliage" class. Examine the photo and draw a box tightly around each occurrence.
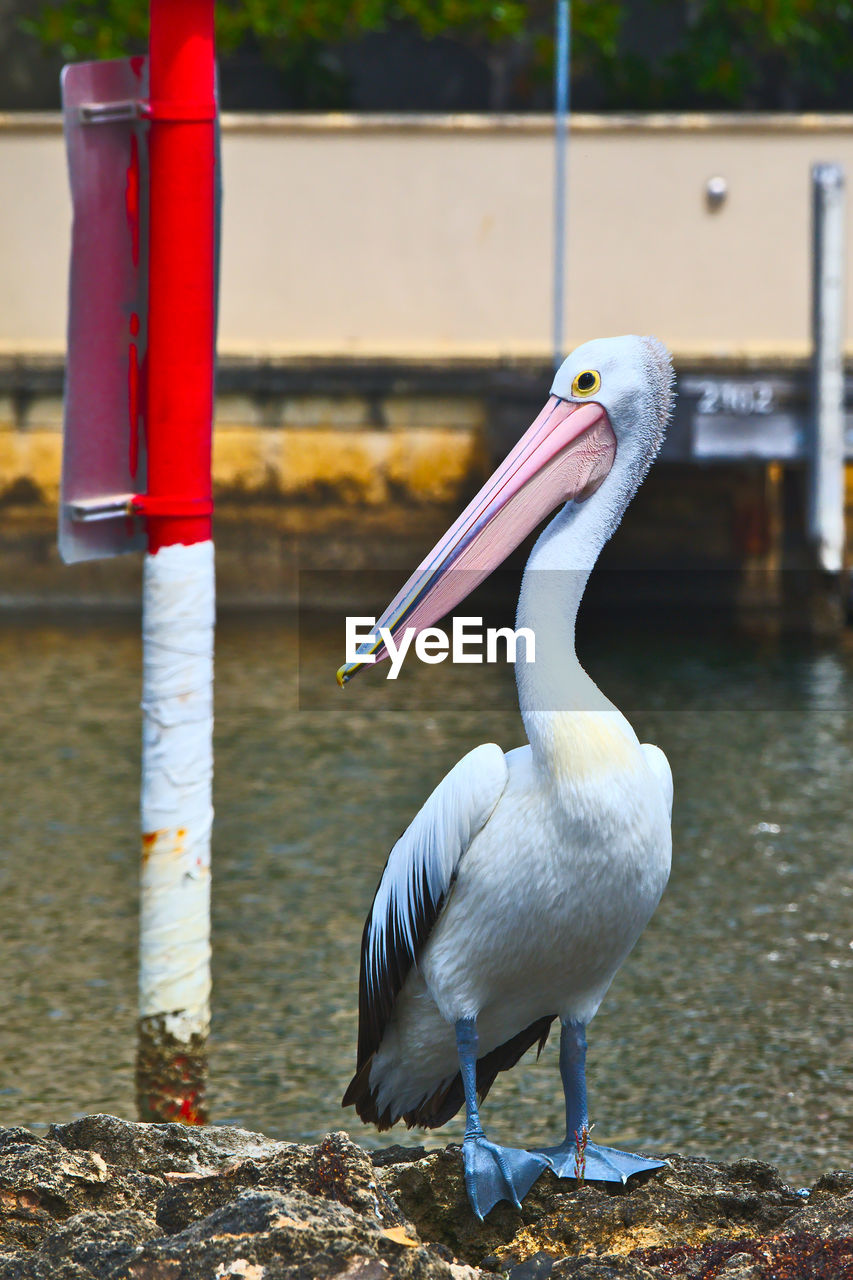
[4,0,853,112]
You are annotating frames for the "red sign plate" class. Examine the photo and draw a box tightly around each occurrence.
[59,57,149,563]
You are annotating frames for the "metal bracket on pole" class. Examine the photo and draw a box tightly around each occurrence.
[78,99,145,123]
[809,162,846,574]
[68,494,214,521]
[79,99,216,125]
[67,494,137,522]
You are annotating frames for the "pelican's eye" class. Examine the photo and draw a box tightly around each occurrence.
[571,369,601,397]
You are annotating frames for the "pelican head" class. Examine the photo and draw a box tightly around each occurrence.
[337,335,674,685]
[552,334,672,464]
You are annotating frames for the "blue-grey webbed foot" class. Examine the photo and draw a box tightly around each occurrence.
[538,1138,665,1183]
[543,1021,667,1185]
[462,1136,549,1219]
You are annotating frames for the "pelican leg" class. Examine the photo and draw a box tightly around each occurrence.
[537,1020,666,1183]
[456,1017,548,1219]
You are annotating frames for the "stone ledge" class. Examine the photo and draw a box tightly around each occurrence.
[2,353,852,401]
[0,1115,850,1278]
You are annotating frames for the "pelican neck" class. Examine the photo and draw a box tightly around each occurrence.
[514,484,629,763]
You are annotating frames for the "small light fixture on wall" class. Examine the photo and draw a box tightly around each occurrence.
[706,176,728,210]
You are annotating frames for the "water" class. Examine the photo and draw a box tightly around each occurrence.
[0,607,851,1187]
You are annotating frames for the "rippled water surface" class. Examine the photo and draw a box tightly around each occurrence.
[0,607,851,1186]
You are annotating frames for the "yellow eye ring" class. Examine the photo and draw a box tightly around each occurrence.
[571,369,601,397]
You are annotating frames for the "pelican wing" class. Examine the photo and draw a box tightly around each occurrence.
[641,742,673,817]
[346,742,508,1088]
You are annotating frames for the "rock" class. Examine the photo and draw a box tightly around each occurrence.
[381,1150,804,1267]
[506,1253,560,1279]
[713,1251,763,1278]
[49,1114,291,1177]
[0,1126,162,1255]
[0,1117,851,1279]
[632,1232,853,1278]
[552,1260,657,1279]
[778,1167,853,1241]
[0,1209,159,1280]
[120,1188,450,1280]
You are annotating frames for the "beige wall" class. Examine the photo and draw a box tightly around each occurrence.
[2,112,853,360]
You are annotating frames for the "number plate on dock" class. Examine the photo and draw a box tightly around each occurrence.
[680,375,806,460]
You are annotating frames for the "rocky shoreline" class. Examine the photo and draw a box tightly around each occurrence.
[0,1115,851,1278]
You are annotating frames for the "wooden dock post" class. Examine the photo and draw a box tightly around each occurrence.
[809,163,846,577]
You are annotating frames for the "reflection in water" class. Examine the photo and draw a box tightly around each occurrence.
[0,610,850,1186]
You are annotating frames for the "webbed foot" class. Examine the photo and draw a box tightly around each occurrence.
[538,1138,665,1183]
[462,1136,549,1219]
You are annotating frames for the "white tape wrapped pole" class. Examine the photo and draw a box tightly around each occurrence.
[137,539,214,1122]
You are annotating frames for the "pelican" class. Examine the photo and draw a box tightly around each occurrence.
[338,336,675,1219]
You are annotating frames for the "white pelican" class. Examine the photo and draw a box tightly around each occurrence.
[339,336,675,1219]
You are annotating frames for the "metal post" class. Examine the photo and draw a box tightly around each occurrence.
[809,163,846,574]
[553,0,570,370]
[136,0,217,1123]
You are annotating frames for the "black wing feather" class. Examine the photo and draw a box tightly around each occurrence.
[344,844,453,1115]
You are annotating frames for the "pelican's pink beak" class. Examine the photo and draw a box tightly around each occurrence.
[336,396,616,685]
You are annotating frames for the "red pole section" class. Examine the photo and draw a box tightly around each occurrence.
[147,0,216,552]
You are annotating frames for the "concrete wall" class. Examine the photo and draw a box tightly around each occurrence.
[2,112,853,360]
[2,112,852,612]
[3,353,853,613]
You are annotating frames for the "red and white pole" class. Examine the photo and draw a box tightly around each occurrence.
[136,0,217,1123]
